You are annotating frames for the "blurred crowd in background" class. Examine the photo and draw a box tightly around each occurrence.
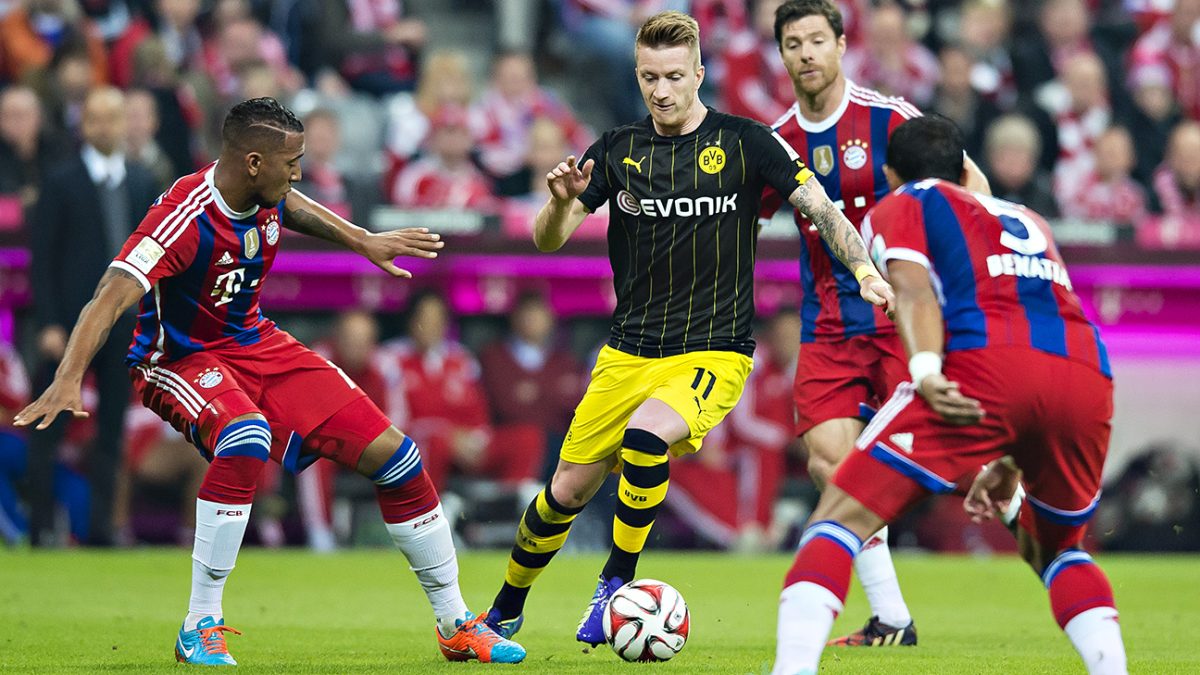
[1,0,1198,553]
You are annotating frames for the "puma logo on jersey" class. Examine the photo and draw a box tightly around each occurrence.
[217,251,234,266]
[889,433,914,454]
[694,396,705,417]
[623,155,646,173]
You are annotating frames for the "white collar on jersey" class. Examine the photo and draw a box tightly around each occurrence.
[205,162,260,221]
[793,79,855,134]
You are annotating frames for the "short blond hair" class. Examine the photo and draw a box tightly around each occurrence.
[635,11,701,66]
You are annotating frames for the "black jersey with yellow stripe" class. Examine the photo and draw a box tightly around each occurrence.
[578,108,812,358]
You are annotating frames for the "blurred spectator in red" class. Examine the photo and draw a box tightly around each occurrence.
[955,0,1016,109]
[1050,52,1112,208]
[1129,0,1200,121]
[479,292,584,480]
[473,50,592,195]
[1010,0,1122,99]
[0,85,69,214]
[201,9,299,102]
[718,0,792,124]
[109,0,205,88]
[984,114,1060,217]
[500,116,610,240]
[930,44,1001,161]
[1147,120,1200,225]
[0,341,31,543]
[294,108,351,219]
[383,50,474,184]
[1064,125,1147,223]
[0,0,108,85]
[124,88,174,191]
[384,292,525,493]
[843,3,939,108]
[1122,64,1185,188]
[310,0,426,96]
[389,105,496,211]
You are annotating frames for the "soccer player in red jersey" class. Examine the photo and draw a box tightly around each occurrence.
[772,115,1126,675]
[758,0,993,645]
[14,98,526,666]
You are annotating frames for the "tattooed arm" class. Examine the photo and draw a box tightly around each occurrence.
[14,267,145,430]
[283,189,444,277]
[787,177,895,310]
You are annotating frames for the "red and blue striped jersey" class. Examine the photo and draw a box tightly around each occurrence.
[759,82,919,343]
[863,179,1110,378]
[110,163,283,366]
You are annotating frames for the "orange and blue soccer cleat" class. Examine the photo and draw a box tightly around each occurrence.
[175,616,242,666]
[827,615,918,647]
[437,611,527,663]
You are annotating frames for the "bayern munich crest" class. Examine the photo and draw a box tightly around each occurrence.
[842,139,868,170]
[196,369,224,389]
[265,219,279,246]
[617,190,641,216]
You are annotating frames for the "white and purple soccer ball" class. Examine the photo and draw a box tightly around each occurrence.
[602,579,690,662]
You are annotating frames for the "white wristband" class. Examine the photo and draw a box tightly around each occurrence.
[908,351,942,387]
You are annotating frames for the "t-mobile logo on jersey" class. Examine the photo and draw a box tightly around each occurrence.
[211,268,246,307]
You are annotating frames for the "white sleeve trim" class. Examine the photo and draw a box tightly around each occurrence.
[108,260,151,292]
[881,247,931,270]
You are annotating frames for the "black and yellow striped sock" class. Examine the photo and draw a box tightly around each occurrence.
[602,429,670,582]
[492,486,584,620]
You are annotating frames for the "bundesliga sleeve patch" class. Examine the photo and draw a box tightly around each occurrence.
[125,236,166,274]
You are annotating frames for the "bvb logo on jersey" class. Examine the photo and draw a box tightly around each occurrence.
[698,145,726,175]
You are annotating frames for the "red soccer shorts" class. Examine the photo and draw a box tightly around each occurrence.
[793,334,908,436]
[832,347,1113,551]
[130,329,389,470]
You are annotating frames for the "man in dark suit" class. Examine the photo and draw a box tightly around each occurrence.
[27,86,161,547]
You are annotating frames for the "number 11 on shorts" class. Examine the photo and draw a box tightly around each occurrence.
[691,367,716,399]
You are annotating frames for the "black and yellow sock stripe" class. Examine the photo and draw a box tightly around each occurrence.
[603,429,670,582]
[493,486,584,619]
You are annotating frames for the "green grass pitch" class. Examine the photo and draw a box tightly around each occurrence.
[1,549,1196,673]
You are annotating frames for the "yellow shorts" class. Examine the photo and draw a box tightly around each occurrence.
[559,345,754,465]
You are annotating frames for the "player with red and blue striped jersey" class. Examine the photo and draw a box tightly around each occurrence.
[773,115,1125,675]
[16,98,525,666]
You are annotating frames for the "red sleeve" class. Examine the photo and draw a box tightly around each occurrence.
[862,192,930,276]
[758,184,785,226]
[110,197,201,292]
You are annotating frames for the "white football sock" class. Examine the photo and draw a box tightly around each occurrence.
[772,581,843,675]
[1064,607,1127,675]
[384,503,468,637]
[185,500,251,630]
[854,527,912,626]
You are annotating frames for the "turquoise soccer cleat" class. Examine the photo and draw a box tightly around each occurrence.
[175,616,241,666]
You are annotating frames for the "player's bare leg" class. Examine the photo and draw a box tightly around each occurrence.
[485,454,616,639]
[355,423,525,663]
[576,398,691,646]
[803,418,915,646]
[178,411,273,666]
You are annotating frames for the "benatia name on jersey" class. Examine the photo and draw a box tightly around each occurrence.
[985,253,1074,291]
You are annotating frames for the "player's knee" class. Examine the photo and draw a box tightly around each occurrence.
[807,454,835,489]
[368,435,423,488]
[196,389,264,454]
[621,429,669,461]
[210,417,271,463]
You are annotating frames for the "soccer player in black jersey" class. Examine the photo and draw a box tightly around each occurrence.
[481,10,893,650]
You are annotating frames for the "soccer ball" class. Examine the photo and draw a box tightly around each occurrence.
[602,579,690,662]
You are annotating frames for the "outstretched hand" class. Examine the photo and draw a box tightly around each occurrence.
[12,380,89,431]
[361,227,444,278]
[547,155,595,202]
